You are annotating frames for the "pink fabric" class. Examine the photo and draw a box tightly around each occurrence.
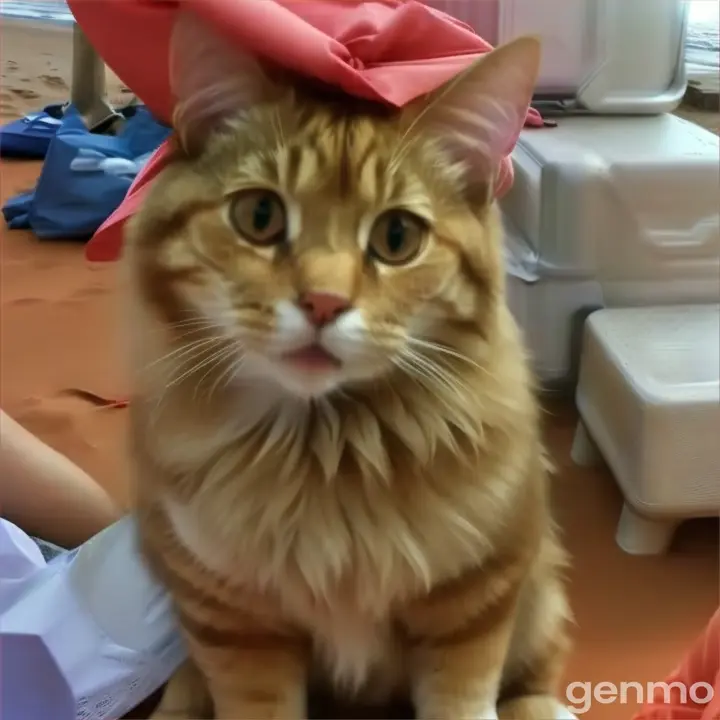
[86,146,170,262]
[70,0,545,262]
[423,0,500,44]
[633,608,720,719]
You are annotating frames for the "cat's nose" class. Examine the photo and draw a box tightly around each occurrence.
[298,292,352,327]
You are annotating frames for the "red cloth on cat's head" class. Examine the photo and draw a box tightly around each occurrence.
[70,0,544,262]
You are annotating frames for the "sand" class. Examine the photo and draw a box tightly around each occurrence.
[0,18,136,502]
[0,18,130,121]
[0,15,718,720]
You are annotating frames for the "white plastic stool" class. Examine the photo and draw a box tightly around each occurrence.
[572,305,720,555]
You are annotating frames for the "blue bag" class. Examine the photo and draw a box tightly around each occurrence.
[2,191,36,230]
[0,104,65,159]
[2,105,170,240]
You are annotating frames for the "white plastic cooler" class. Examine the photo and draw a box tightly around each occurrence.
[501,114,720,383]
[426,0,688,114]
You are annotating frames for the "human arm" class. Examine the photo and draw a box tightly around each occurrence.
[0,409,119,547]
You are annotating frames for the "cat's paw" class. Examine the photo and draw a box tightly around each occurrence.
[498,695,577,719]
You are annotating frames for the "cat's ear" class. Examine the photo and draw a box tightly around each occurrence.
[403,36,541,201]
[169,10,282,155]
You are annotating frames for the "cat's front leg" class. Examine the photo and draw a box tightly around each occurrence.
[183,622,308,720]
[150,660,212,719]
[401,568,522,720]
[409,632,512,720]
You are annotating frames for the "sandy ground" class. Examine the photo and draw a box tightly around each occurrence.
[0,16,718,720]
[0,18,130,121]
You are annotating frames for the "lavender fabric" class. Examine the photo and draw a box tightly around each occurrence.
[0,517,186,720]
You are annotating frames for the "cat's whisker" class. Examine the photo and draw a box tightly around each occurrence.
[155,338,228,414]
[210,349,244,397]
[149,339,227,421]
[174,327,222,342]
[145,320,218,338]
[399,347,472,399]
[408,354,462,396]
[389,354,424,388]
[161,313,220,329]
[406,337,489,375]
[355,329,484,373]
[392,356,461,412]
[165,316,214,327]
[393,350,443,390]
[165,343,226,380]
[160,324,227,345]
[143,336,224,373]
[193,345,240,402]
[166,340,234,389]
[144,318,223,344]
[208,352,246,400]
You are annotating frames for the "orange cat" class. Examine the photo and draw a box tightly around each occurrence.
[126,10,573,720]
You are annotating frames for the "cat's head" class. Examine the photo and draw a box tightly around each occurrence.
[131,12,540,400]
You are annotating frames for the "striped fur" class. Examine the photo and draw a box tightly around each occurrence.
[125,31,573,720]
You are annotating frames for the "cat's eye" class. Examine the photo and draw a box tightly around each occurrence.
[229,190,287,246]
[367,210,427,266]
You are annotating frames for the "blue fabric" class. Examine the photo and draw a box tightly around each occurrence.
[2,105,170,240]
[2,191,35,230]
[0,104,65,159]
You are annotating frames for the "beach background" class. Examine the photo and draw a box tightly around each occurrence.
[1,15,129,124]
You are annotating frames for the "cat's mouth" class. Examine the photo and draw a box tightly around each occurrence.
[282,343,342,372]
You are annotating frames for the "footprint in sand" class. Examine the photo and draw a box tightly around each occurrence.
[9,87,40,100]
[6,60,18,72]
[8,297,47,308]
[40,74,68,90]
[62,285,108,305]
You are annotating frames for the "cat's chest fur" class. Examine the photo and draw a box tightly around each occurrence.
[163,486,408,691]
[161,451,501,691]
